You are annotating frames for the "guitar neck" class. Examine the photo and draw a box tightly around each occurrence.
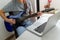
[16,8,55,22]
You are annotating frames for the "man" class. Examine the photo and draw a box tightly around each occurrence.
[0,0,42,37]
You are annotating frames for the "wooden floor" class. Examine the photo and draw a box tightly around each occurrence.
[5,34,16,40]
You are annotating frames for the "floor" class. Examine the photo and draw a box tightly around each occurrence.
[5,34,16,40]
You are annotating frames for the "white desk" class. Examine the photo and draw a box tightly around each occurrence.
[16,30,42,40]
[16,14,54,40]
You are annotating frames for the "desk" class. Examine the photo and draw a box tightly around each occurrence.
[16,30,42,40]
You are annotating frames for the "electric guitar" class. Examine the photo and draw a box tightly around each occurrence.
[4,8,55,32]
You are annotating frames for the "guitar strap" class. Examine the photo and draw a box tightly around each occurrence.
[23,0,28,10]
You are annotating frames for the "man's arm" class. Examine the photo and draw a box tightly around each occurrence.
[0,10,8,21]
[0,10,15,24]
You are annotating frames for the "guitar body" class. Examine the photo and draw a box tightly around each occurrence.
[4,11,26,32]
[4,16,13,32]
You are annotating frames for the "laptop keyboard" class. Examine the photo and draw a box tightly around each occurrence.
[34,22,47,33]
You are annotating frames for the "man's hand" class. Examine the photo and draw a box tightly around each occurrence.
[0,10,16,25]
[5,18,16,25]
[37,12,42,16]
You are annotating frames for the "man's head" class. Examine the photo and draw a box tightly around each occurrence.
[17,0,26,3]
[13,0,23,3]
[13,0,26,3]
[17,0,23,3]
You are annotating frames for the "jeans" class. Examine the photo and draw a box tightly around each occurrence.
[16,20,32,36]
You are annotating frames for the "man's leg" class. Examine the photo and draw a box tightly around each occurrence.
[16,21,32,36]
[23,20,33,28]
[16,26,26,36]
[16,20,33,37]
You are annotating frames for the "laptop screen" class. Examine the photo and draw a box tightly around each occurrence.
[43,12,60,35]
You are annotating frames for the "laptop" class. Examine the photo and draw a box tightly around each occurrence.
[27,12,60,37]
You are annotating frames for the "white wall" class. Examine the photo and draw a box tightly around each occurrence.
[42,20,60,40]
[40,0,47,11]
[51,0,60,10]
[0,0,11,9]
